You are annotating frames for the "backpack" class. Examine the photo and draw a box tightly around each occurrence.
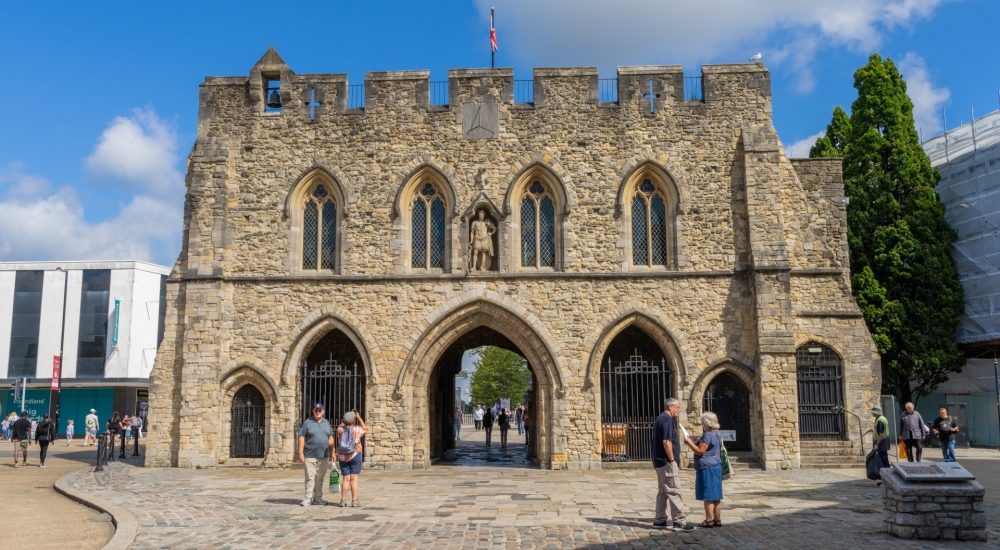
[337,426,356,456]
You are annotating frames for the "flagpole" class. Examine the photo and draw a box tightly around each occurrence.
[491,7,495,69]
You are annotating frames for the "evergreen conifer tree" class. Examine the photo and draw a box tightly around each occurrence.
[810,53,965,403]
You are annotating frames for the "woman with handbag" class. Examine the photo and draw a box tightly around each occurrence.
[36,414,55,467]
[684,412,724,528]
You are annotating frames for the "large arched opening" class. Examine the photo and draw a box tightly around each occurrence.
[399,300,561,469]
[298,328,368,457]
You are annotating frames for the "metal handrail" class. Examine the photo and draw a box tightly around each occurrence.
[599,79,618,103]
[514,80,533,104]
[684,77,703,102]
[348,85,365,109]
[429,81,449,106]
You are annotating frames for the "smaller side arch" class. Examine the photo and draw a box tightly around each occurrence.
[281,310,379,387]
[219,358,283,413]
[686,359,754,416]
[219,364,281,463]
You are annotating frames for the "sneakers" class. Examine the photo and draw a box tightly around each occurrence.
[652,520,671,530]
[674,523,695,532]
[300,499,311,507]
[352,500,361,507]
[339,500,348,507]
[39,464,46,468]
[312,498,328,506]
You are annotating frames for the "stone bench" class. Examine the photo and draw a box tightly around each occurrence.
[880,468,986,541]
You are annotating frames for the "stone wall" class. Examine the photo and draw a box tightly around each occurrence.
[880,469,987,541]
[145,48,880,470]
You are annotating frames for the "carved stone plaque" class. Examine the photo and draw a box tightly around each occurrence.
[463,103,499,139]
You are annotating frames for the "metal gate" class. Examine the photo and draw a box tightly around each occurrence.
[796,343,845,439]
[300,356,365,449]
[703,372,752,452]
[230,385,266,458]
[601,353,670,461]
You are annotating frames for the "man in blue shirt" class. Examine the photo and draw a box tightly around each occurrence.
[652,398,693,531]
[298,403,334,506]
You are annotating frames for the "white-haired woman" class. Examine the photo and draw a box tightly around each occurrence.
[684,411,723,528]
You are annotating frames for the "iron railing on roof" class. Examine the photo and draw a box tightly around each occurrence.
[429,81,449,106]
[599,79,618,103]
[348,85,365,109]
[514,80,534,104]
[684,77,703,102]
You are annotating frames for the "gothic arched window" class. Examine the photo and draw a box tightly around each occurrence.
[520,181,556,268]
[631,178,669,267]
[411,182,446,269]
[302,183,337,270]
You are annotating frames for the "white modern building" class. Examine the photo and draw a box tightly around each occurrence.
[1,261,171,432]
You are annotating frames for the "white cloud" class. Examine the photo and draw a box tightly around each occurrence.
[0,109,184,265]
[479,0,947,92]
[897,52,950,136]
[785,130,826,158]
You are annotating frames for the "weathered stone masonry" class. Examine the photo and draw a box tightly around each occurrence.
[146,48,881,470]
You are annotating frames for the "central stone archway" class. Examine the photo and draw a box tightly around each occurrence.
[397,299,563,469]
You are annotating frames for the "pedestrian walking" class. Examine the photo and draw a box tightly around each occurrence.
[498,408,510,448]
[684,411,723,528]
[473,406,484,431]
[1,414,11,441]
[454,406,463,441]
[12,411,32,467]
[515,404,524,435]
[36,414,55,467]
[483,405,495,447]
[870,406,891,470]
[898,402,928,462]
[65,420,75,446]
[522,407,529,444]
[133,414,143,439]
[107,412,123,459]
[336,410,368,507]
[298,403,334,507]
[932,407,959,462]
[652,398,693,532]
[84,409,99,446]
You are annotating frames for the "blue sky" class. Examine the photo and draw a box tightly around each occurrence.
[1,0,997,266]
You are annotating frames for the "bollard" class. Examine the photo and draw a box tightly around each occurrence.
[95,435,105,471]
[132,433,140,457]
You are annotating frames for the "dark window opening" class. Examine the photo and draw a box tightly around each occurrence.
[8,270,44,377]
[76,270,111,378]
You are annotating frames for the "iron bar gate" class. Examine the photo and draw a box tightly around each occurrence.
[300,355,366,457]
[796,343,845,439]
[702,373,752,452]
[230,385,266,458]
[601,353,670,461]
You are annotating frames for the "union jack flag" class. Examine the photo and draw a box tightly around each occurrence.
[490,25,497,52]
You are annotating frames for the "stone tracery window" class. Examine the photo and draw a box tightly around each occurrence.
[630,178,672,268]
[520,181,556,268]
[411,182,446,269]
[302,183,337,270]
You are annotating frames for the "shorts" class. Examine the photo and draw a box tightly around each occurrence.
[339,452,363,476]
[18,440,29,451]
[86,428,97,436]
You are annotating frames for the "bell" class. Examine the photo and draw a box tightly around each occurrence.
[266,89,282,109]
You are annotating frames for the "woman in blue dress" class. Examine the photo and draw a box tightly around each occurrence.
[684,411,723,527]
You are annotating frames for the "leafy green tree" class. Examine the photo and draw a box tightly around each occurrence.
[810,53,965,403]
[469,346,532,407]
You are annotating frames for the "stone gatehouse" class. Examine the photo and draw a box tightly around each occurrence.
[145,48,881,471]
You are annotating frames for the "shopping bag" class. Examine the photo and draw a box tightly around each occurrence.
[720,444,733,481]
[329,466,341,492]
[898,438,907,459]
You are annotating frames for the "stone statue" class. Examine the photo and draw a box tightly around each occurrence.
[468,209,496,271]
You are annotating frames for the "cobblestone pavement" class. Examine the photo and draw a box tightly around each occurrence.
[64,444,1000,550]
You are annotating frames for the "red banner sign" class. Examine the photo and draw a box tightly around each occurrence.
[51,356,61,390]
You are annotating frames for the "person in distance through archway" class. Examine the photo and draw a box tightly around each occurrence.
[482,405,495,447]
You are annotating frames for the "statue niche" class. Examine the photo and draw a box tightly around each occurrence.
[468,208,499,272]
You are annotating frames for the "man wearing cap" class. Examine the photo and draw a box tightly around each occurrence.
[298,403,335,506]
[84,408,99,447]
[871,406,891,470]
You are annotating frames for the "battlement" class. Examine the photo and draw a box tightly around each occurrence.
[197,47,770,128]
